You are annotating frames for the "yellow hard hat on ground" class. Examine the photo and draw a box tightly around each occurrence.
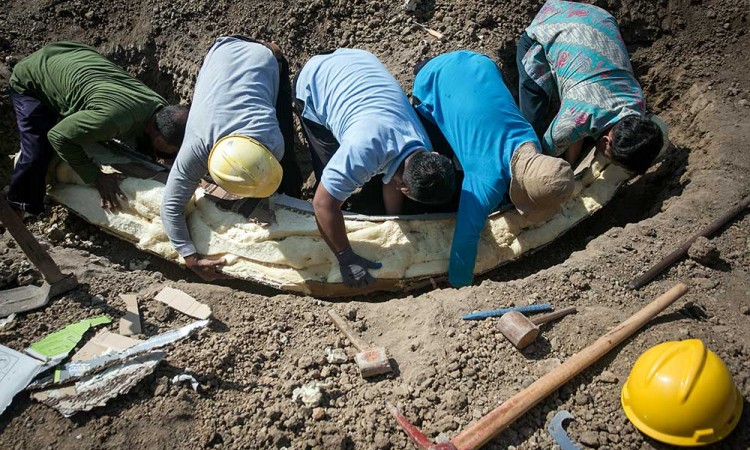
[208,135,282,198]
[621,339,742,447]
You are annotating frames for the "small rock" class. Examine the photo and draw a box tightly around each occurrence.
[688,236,720,265]
[154,378,169,397]
[574,391,590,405]
[441,389,468,410]
[373,432,391,449]
[297,356,315,369]
[579,430,600,447]
[343,307,358,321]
[324,347,347,364]
[311,407,325,421]
[598,370,618,384]
[570,272,590,290]
[292,383,325,408]
[403,0,419,12]
[152,302,171,321]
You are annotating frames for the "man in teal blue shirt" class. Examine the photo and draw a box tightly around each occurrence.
[412,51,575,287]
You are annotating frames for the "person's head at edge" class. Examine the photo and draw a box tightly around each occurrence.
[392,150,456,205]
[597,115,663,175]
[145,104,190,160]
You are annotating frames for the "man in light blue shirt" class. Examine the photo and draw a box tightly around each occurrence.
[413,51,575,287]
[162,37,301,281]
[294,49,455,288]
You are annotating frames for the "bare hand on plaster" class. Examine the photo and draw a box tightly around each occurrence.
[184,254,230,281]
[94,172,126,211]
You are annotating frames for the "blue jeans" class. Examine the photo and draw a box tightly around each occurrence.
[516,31,551,141]
[8,90,59,214]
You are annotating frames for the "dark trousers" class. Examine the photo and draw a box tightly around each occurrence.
[516,31,551,140]
[293,98,339,185]
[8,90,58,214]
[274,52,303,198]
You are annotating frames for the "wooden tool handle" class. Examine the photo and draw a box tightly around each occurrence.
[327,309,369,351]
[630,196,750,289]
[451,283,689,450]
[0,195,67,283]
[531,306,577,326]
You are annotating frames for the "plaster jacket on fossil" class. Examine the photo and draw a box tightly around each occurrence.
[48,145,630,296]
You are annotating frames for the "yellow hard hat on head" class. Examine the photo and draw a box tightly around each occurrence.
[208,135,282,198]
[621,339,742,447]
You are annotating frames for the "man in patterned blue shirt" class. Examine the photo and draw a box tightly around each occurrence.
[517,0,666,174]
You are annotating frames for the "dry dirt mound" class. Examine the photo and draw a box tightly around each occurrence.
[1,0,750,449]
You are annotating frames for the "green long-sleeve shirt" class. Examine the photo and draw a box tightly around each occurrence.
[10,42,167,184]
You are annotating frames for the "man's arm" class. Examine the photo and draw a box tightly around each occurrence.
[312,182,349,253]
[544,99,592,160]
[313,182,381,287]
[383,180,405,215]
[563,139,585,168]
[161,148,228,281]
[48,110,133,210]
[448,181,499,288]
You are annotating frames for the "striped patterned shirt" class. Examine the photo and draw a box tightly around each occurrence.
[523,0,645,155]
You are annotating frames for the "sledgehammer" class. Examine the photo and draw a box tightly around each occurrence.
[498,306,577,350]
[328,310,392,378]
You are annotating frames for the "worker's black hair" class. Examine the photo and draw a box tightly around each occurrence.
[610,115,663,175]
[403,151,456,205]
[154,104,190,147]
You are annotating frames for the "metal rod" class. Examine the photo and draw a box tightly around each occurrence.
[462,303,552,321]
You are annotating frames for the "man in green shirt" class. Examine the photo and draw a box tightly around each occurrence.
[7,41,188,214]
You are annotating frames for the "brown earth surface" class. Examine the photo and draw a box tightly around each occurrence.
[1,0,750,449]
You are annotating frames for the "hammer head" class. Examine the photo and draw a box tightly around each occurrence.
[498,311,540,350]
[355,347,392,378]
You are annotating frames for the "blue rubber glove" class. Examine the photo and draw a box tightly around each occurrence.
[336,247,382,288]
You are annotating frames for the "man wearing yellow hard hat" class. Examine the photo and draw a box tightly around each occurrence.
[161,36,301,281]
[294,49,456,288]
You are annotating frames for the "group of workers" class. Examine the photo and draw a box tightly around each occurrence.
[6,0,667,289]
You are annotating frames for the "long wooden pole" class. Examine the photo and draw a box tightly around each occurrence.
[450,283,689,450]
[0,195,67,283]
